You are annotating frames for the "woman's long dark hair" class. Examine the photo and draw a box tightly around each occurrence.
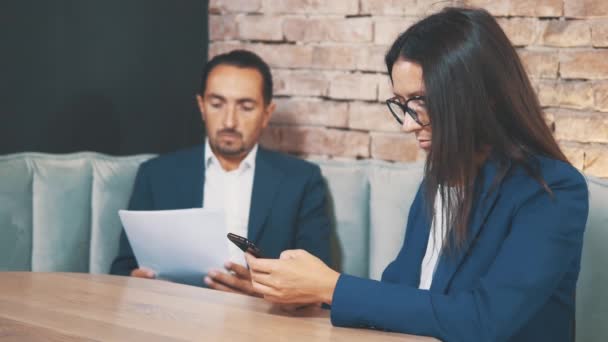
[385,7,568,250]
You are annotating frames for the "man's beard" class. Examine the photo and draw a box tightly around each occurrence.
[211,129,247,156]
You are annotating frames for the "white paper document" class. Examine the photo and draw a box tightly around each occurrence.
[118,208,229,286]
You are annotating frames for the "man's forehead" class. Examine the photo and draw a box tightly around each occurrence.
[205,64,264,99]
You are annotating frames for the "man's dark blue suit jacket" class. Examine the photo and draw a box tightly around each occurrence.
[110,144,331,276]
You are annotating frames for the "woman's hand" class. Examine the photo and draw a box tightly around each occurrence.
[245,249,340,305]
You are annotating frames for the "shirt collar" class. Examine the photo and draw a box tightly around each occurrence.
[204,138,258,172]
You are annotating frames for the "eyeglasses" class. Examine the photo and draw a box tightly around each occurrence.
[385,96,430,127]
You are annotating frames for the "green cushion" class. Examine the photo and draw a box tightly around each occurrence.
[314,159,370,278]
[576,176,608,342]
[31,156,92,272]
[0,156,32,271]
[368,160,423,280]
[90,156,151,274]
[1,152,607,342]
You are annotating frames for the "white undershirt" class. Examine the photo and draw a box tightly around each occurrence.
[418,191,447,290]
[203,139,257,266]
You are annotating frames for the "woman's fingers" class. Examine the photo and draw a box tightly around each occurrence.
[251,279,282,297]
[245,254,278,274]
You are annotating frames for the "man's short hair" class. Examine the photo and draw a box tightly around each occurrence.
[200,50,273,104]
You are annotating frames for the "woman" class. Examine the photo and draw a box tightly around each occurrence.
[245,7,589,342]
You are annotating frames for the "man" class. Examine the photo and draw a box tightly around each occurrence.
[110,50,331,296]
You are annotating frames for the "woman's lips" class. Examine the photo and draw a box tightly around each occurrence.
[418,139,431,149]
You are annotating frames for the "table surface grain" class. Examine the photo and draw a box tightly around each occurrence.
[0,272,438,342]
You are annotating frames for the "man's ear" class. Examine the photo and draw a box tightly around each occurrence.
[262,101,276,128]
[196,94,206,121]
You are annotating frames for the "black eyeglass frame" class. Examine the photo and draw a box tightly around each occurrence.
[385,96,430,127]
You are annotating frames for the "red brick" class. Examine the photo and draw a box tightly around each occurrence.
[591,19,608,47]
[581,143,608,177]
[594,81,608,112]
[356,45,390,73]
[273,70,328,97]
[260,125,370,158]
[370,132,423,162]
[209,15,238,41]
[544,110,556,131]
[537,80,594,109]
[209,0,261,14]
[497,18,542,47]
[560,141,608,177]
[554,109,608,143]
[462,0,510,16]
[349,102,400,132]
[560,50,608,80]
[311,45,359,70]
[559,141,586,170]
[362,0,454,16]
[237,16,283,41]
[541,20,591,47]
[373,18,417,45]
[509,0,563,17]
[565,0,608,18]
[261,0,358,15]
[219,43,313,68]
[518,50,560,78]
[208,42,246,59]
[328,73,379,101]
[466,0,562,17]
[283,17,372,43]
[378,77,394,102]
[536,80,559,107]
[271,98,348,128]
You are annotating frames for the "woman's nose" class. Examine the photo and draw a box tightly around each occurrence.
[401,114,421,133]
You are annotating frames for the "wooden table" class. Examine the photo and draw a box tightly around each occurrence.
[0,272,437,341]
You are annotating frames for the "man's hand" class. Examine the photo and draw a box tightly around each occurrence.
[204,261,260,297]
[130,267,156,279]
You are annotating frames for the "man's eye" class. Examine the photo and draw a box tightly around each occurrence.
[210,102,223,108]
[241,105,255,111]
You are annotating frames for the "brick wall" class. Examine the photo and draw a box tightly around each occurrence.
[209,0,608,178]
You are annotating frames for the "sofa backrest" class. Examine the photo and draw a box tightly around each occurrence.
[1,152,606,341]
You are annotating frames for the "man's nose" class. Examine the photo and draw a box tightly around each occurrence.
[223,105,238,128]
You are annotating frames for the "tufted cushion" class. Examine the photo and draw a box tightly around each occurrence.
[367,160,424,280]
[1,152,607,342]
[576,176,608,342]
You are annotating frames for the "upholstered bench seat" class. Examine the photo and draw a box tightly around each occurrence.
[1,152,606,341]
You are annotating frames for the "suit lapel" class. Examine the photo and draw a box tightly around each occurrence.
[430,158,506,293]
[176,145,205,208]
[247,147,284,244]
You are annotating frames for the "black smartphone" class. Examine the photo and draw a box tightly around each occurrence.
[227,233,264,258]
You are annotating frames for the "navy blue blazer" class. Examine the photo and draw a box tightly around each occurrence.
[110,144,331,276]
[331,156,589,342]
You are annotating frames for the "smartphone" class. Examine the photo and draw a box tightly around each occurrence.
[227,233,264,258]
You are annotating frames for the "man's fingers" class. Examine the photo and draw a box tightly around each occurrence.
[204,276,237,293]
[131,268,155,279]
[209,270,242,288]
[225,262,250,279]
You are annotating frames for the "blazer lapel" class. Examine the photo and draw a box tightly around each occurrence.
[247,147,284,244]
[430,158,506,293]
[176,145,205,208]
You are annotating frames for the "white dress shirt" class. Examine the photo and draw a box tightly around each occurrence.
[203,139,257,266]
[418,190,447,290]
